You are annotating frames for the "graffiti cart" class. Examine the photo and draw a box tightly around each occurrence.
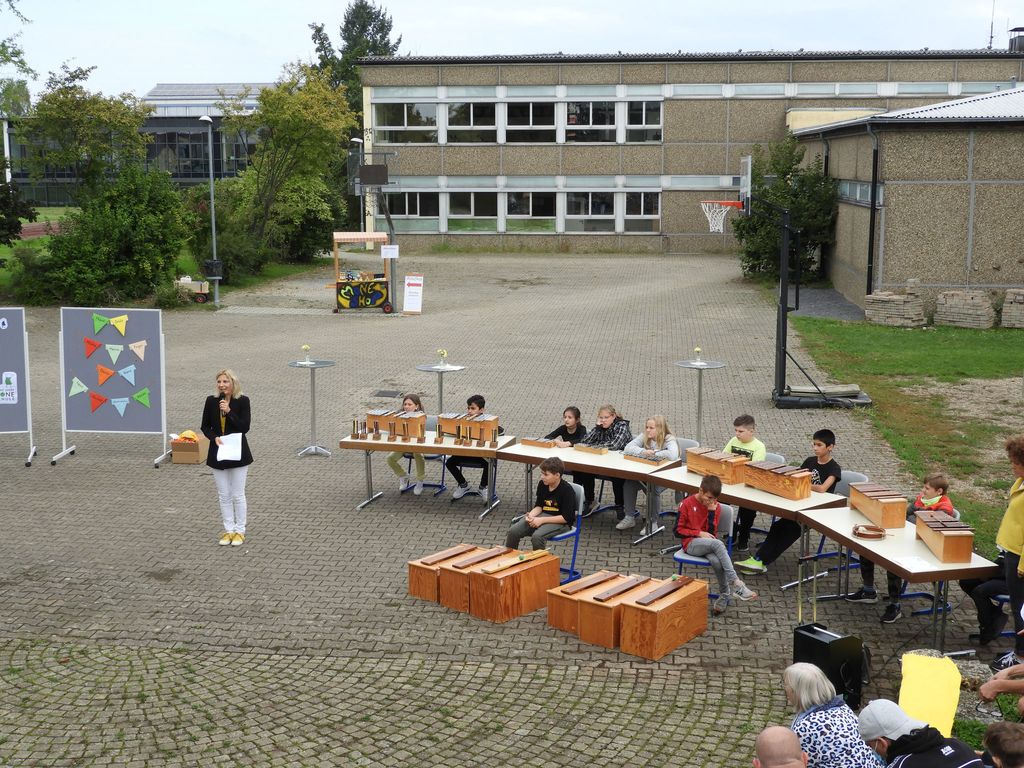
[330,231,393,313]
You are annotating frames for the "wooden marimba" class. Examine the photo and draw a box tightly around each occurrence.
[469,550,559,623]
[573,444,608,456]
[685,447,749,484]
[366,408,399,435]
[742,460,812,501]
[396,410,427,442]
[438,546,512,612]
[577,575,655,649]
[619,576,708,660]
[408,544,479,602]
[915,510,974,563]
[849,482,908,528]
[546,571,620,634]
[520,437,556,449]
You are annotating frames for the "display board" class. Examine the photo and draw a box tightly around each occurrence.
[0,307,30,434]
[59,308,164,434]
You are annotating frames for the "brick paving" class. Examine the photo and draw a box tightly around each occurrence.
[0,252,998,766]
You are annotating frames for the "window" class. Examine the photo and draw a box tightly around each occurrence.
[447,102,496,143]
[448,192,498,231]
[624,192,660,232]
[506,191,556,232]
[896,82,949,95]
[565,191,615,232]
[506,102,556,142]
[373,103,438,143]
[837,179,883,206]
[376,192,440,232]
[565,101,616,142]
[145,130,212,178]
[626,101,662,142]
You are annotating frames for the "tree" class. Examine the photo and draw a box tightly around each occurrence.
[1,1,34,117]
[0,159,36,246]
[731,134,838,279]
[0,0,34,79]
[15,65,153,199]
[309,0,401,121]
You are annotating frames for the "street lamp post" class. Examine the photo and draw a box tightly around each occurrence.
[198,115,220,307]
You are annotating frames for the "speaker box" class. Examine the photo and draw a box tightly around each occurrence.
[793,623,864,709]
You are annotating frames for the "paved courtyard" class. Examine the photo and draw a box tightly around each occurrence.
[0,252,995,767]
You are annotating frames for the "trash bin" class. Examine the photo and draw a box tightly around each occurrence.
[203,259,223,278]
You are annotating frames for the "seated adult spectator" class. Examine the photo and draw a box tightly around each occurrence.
[752,726,807,768]
[858,698,982,767]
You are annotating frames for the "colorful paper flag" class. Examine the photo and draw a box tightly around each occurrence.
[83,337,102,358]
[105,344,123,365]
[132,387,150,408]
[89,391,108,412]
[117,364,136,386]
[68,377,88,397]
[129,340,147,361]
[110,397,129,417]
[92,313,110,334]
[96,364,115,386]
[109,315,128,336]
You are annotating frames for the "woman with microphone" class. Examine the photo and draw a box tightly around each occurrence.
[201,369,253,546]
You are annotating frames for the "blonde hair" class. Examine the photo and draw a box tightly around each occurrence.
[597,404,620,418]
[645,415,673,450]
[783,663,836,712]
[215,369,243,398]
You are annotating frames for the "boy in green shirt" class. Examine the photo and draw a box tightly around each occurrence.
[723,414,766,551]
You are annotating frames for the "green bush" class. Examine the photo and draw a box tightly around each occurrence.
[154,281,192,309]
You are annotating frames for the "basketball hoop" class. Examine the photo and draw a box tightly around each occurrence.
[700,200,744,233]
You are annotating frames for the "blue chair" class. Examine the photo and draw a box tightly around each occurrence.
[511,482,585,584]
[673,502,734,599]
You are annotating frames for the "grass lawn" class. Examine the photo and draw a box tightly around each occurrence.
[792,317,1024,555]
[25,206,78,224]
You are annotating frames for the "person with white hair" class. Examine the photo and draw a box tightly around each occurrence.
[782,663,878,768]
[857,698,981,767]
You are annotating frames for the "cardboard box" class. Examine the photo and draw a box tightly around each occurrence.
[171,436,209,464]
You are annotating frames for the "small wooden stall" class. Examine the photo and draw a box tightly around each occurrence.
[330,231,393,313]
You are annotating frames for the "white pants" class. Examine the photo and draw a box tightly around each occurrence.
[213,466,248,534]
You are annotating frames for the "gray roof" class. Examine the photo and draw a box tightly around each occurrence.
[357,49,1024,66]
[145,83,273,100]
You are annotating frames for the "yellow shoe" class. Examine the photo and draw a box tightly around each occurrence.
[230,532,245,546]
[218,531,232,546]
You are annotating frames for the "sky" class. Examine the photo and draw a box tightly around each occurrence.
[4,0,1022,98]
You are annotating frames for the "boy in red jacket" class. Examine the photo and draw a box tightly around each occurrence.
[675,475,757,614]
[909,473,955,515]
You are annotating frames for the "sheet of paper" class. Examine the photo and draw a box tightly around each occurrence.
[217,432,242,462]
[899,653,960,737]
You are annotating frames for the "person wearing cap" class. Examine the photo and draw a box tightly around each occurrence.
[858,699,981,767]
[752,726,808,768]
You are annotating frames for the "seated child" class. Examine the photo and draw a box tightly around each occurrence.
[572,405,633,518]
[385,393,426,495]
[736,429,841,573]
[675,474,757,614]
[505,456,576,550]
[847,473,955,624]
[618,415,679,531]
[545,406,588,447]
[447,394,498,499]
[724,414,767,551]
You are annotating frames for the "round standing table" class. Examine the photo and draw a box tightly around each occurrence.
[288,359,336,457]
[415,362,466,413]
[674,359,725,445]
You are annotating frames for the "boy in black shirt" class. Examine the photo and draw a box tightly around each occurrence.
[736,429,841,574]
[505,456,577,550]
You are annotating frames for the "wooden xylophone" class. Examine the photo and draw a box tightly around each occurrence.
[366,408,399,435]
[469,550,559,623]
[849,482,907,529]
[685,447,749,484]
[624,453,671,467]
[573,444,608,455]
[915,509,974,563]
[436,413,501,446]
[520,437,557,449]
[742,460,811,501]
[619,576,708,661]
[396,410,427,442]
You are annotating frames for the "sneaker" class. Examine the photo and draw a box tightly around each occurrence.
[218,531,232,546]
[732,582,758,601]
[713,594,731,615]
[989,650,1022,673]
[413,480,424,496]
[734,540,750,553]
[845,587,878,604]
[615,515,636,531]
[881,603,903,624]
[399,477,412,492]
[452,484,470,500]
[735,557,767,574]
[230,532,244,547]
[477,485,488,497]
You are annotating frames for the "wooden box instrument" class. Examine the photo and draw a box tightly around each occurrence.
[619,576,708,661]
[915,510,974,563]
[366,408,399,434]
[624,453,670,467]
[437,412,473,442]
[469,550,559,623]
[685,447,749,484]
[396,411,427,441]
[577,575,656,649]
[408,544,479,602]
[573,444,608,456]
[520,437,556,449]
[546,570,620,634]
[742,461,812,501]
[470,414,501,444]
[438,546,512,613]
[849,482,908,529]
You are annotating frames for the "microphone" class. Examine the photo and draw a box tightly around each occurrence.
[219,392,226,402]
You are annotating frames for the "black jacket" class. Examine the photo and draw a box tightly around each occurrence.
[201,394,253,470]
[887,726,982,767]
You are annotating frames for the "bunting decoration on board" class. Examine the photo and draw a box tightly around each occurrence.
[83,337,103,358]
[110,397,129,417]
[132,388,151,408]
[105,344,123,365]
[129,340,147,361]
[109,315,128,336]
[92,313,110,334]
[89,392,108,412]
[117,364,136,386]
[96,364,115,386]
[68,377,88,397]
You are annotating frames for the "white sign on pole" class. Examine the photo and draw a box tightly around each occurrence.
[403,274,424,315]
[381,244,400,259]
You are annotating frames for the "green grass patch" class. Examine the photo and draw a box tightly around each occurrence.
[24,206,78,224]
